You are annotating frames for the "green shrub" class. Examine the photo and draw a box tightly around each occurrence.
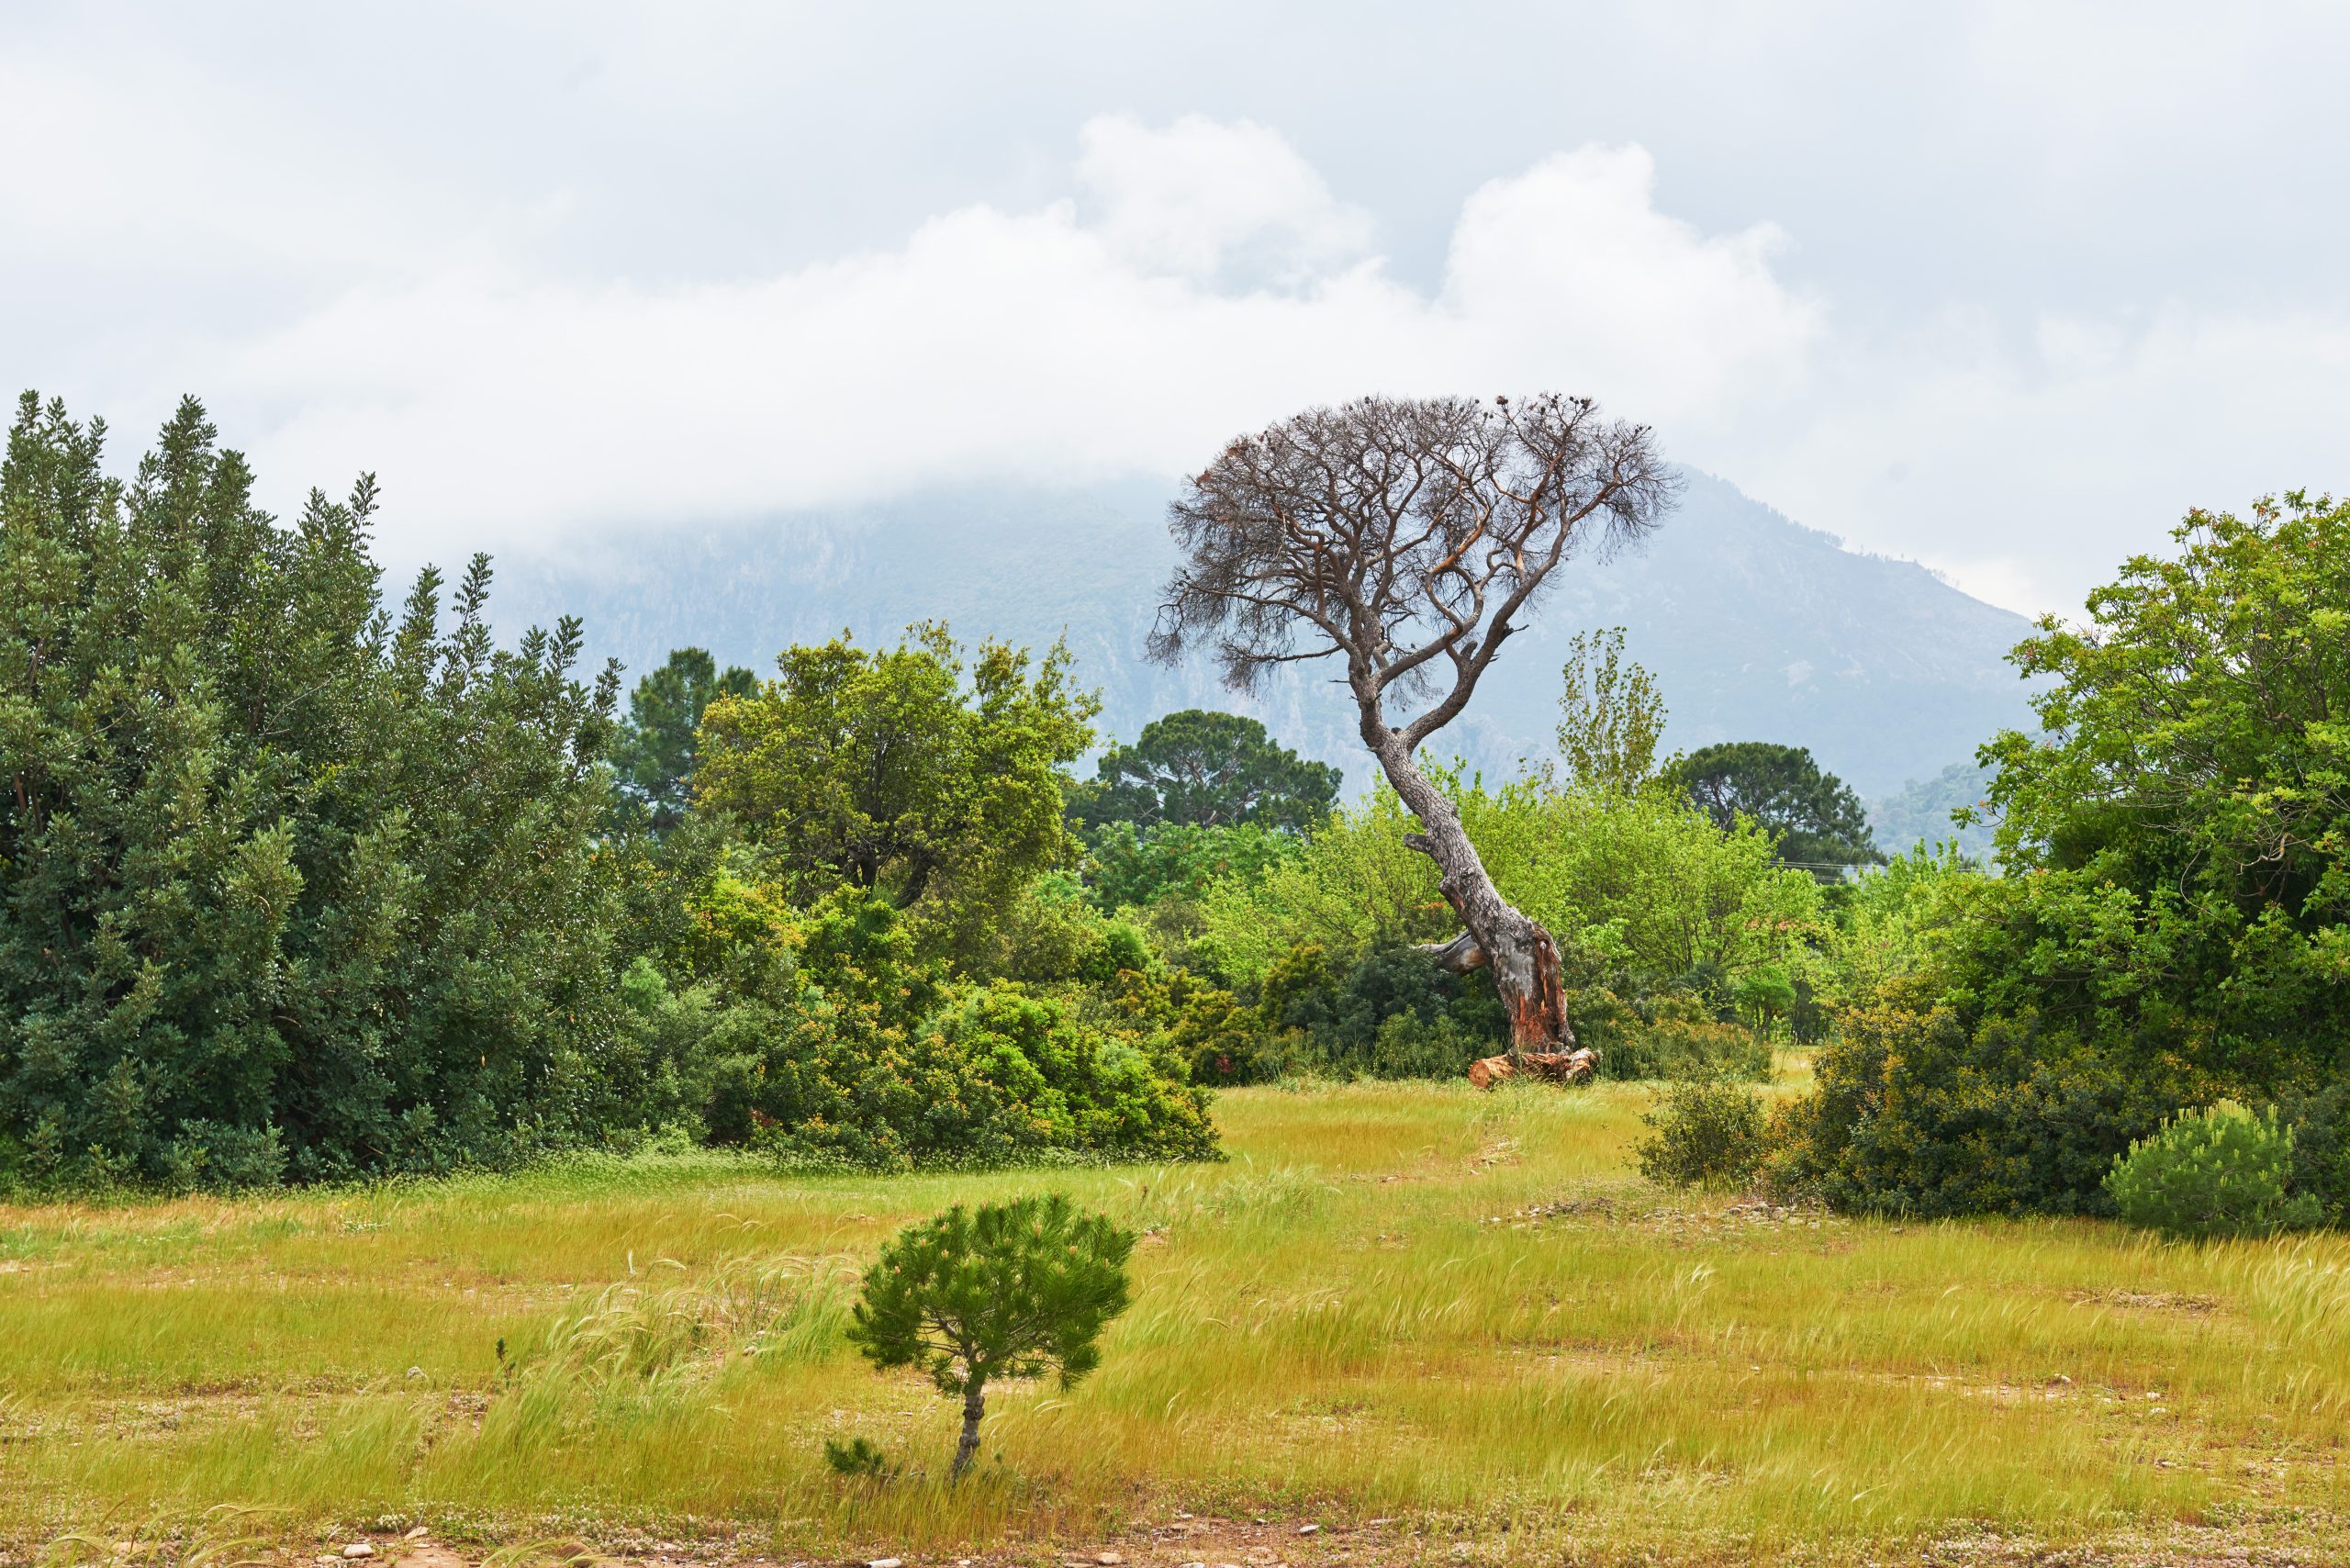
[730,895,1219,1169]
[1080,820,1303,913]
[2277,1081,2350,1226]
[1248,944,1507,1081]
[2105,1102,2323,1238]
[0,394,662,1188]
[821,1436,898,1480]
[1771,1004,2181,1216]
[846,1193,1135,1479]
[1635,1080,1771,1190]
[1603,1016,1772,1082]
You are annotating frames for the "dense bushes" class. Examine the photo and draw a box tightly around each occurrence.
[1192,775,1827,1000]
[1151,774,1821,1082]
[0,396,1222,1191]
[1761,496,2350,1220]
[0,395,669,1187]
[2276,1082,2350,1226]
[1968,494,2350,1093]
[1765,1004,2177,1216]
[626,881,1216,1170]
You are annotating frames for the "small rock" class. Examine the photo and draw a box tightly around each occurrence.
[405,1366,424,1380]
[343,1549,375,1562]
[403,1529,430,1541]
[1297,1526,1320,1537]
[1096,1555,1125,1565]
[868,1559,903,1568]
[2048,1374,2073,1386]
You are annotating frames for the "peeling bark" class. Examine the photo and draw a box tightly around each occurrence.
[1147,396,1680,1068]
[1378,734,1571,1056]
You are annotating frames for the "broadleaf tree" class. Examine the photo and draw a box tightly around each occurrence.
[1149,394,1679,1055]
[1974,490,2350,1089]
[692,623,1097,957]
[1554,626,1668,793]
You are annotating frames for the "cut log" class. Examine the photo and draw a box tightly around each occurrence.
[1469,1047,1597,1090]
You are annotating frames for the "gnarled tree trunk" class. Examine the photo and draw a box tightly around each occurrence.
[1370,733,1571,1056]
[1148,395,1679,1064]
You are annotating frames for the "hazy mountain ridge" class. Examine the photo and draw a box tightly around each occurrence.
[488,469,2042,801]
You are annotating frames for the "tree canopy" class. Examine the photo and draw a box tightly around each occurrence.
[846,1193,1135,1478]
[693,623,1097,951]
[1069,709,1338,834]
[1973,490,2350,1088]
[609,647,756,831]
[1554,626,1667,793]
[1774,493,2350,1218]
[0,393,659,1187]
[1667,741,1880,875]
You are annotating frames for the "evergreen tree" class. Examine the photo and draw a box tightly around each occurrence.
[846,1193,1135,1479]
[0,392,665,1187]
[610,647,756,831]
[1068,709,1339,834]
[1667,741,1881,876]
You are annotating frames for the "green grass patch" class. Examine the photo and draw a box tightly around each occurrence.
[2,1078,2345,1562]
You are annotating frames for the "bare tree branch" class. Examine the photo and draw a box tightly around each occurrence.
[1150,394,1681,1056]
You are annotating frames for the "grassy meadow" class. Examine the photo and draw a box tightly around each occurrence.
[3,1074,2348,1565]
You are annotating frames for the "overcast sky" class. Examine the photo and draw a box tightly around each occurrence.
[7,1,2348,615]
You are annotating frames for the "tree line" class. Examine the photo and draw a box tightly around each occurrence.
[8,386,2342,1228]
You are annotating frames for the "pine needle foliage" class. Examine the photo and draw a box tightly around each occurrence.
[2105,1102,2322,1239]
[845,1193,1135,1479]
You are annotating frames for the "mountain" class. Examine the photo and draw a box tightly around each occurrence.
[1867,759,2003,860]
[485,469,2041,800]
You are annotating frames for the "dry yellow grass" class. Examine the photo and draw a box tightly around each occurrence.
[2,1076,2346,1563]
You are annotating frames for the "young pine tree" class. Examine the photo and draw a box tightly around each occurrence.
[845,1193,1135,1479]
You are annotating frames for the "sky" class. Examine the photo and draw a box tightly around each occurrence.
[6,1,2348,617]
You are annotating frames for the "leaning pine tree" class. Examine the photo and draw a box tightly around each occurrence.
[1149,395,1678,1059]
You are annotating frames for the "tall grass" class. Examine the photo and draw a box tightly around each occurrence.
[1,1076,2344,1559]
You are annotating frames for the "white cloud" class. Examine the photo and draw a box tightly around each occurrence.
[1439,147,1815,417]
[1734,303,2350,615]
[1074,114,1373,286]
[29,92,2349,621]
[199,121,1822,568]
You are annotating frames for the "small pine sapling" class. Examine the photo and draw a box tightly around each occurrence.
[845,1193,1136,1479]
